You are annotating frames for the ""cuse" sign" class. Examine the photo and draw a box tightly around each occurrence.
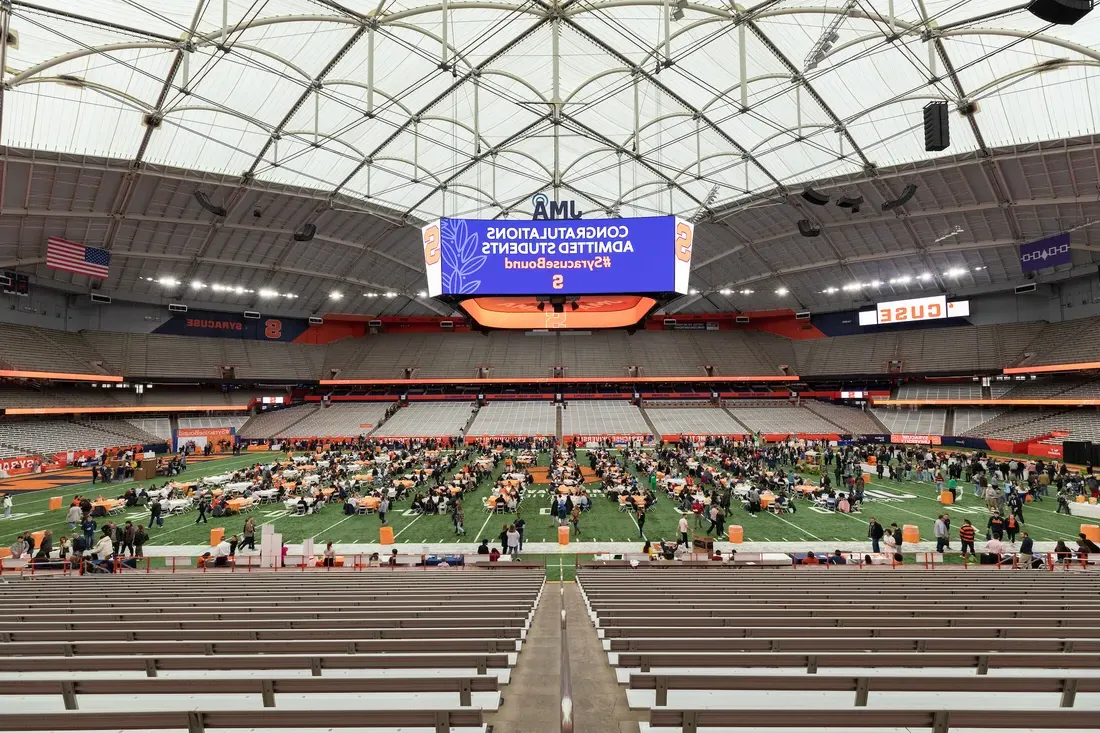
[858,295,970,326]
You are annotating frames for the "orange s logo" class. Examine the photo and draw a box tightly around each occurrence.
[545,313,567,329]
[675,222,693,263]
[423,224,440,266]
[552,274,564,290]
[265,319,282,339]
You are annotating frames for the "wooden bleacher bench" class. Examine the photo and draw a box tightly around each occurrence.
[2,637,521,656]
[0,709,484,733]
[628,673,1100,708]
[613,650,1100,674]
[646,708,1100,732]
[0,652,513,676]
[607,636,1097,654]
[0,676,500,709]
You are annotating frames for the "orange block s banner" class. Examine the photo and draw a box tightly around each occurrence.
[423,224,440,265]
[675,222,693,262]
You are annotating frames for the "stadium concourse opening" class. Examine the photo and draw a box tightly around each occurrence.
[4,0,1100,730]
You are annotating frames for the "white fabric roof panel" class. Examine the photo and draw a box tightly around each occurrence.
[0,0,1099,315]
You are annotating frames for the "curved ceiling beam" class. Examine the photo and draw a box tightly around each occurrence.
[700,74,791,115]
[564,1,730,20]
[162,105,272,134]
[481,70,551,106]
[671,151,748,181]
[193,42,315,81]
[967,60,1100,100]
[371,156,445,185]
[561,66,632,106]
[7,42,178,86]
[493,149,555,180]
[559,148,622,179]
[382,3,547,25]
[749,124,831,154]
[326,80,415,117]
[10,78,153,113]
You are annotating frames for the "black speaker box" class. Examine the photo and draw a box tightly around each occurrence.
[923,101,949,152]
[1028,0,1093,25]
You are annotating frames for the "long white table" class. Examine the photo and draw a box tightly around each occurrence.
[1069,502,1100,520]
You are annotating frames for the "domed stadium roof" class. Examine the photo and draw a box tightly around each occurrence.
[1,0,1100,316]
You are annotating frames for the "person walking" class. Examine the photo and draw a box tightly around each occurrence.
[959,519,976,560]
[453,500,465,536]
[120,521,136,557]
[933,514,949,553]
[134,525,148,558]
[2,493,11,519]
[868,517,884,553]
[636,507,647,539]
[195,496,209,524]
[379,495,391,525]
[242,516,256,551]
[150,499,164,528]
[505,525,520,559]
[570,504,581,538]
[81,516,97,548]
[678,514,690,547]
[1005,513,1020,545]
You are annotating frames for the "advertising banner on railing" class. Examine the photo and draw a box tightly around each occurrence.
[890,433,943,445]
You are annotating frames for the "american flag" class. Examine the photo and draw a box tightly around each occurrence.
[45,237,111,279]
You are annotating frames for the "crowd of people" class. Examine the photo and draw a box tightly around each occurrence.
[5,433,1099,571]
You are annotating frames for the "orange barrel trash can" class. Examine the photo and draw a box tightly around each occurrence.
[1081,525,1100,543]
[31,530,46,549]
[760,495,774,510]
[1076,496,1086,503]
[727,525,744,543]
[863,473,872,484]
[48,496,63,511]
[902,525,920,544]
[558,525,570,545]
[939,491,954,505]
[209,528,224,546]
[379,526,395,545]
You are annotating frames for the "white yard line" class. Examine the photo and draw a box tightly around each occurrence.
[311,513,355,541]
[770,511,825,542]
[393,513,424,540]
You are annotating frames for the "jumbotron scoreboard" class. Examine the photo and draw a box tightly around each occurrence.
[421,201,694,329]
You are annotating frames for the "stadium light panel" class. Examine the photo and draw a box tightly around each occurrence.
[775,287,788,295]
[330,291,343,300]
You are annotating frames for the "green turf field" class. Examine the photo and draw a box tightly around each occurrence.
[0,450,1089,550]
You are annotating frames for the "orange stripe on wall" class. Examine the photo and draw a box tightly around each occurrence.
[872,398,1100,407]
[4,405,250,416]
[1004,361,1100,375]
[0,370,121,382]
[320,375,799,386]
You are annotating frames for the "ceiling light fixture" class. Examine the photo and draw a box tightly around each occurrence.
[259,289,277,299]
[775,287,788,296]
[944,267,966,277]
[719,288,732,295]
[823,287,839,294]
[191,281,205,289]
[689,288,699,295]
[919,272,933,281]
[330,291,343,300]
[740,289,754,295]
[384,292,397,298]
[418,290,428,297]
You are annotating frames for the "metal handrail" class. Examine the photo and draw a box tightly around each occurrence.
[560,568,574,733]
